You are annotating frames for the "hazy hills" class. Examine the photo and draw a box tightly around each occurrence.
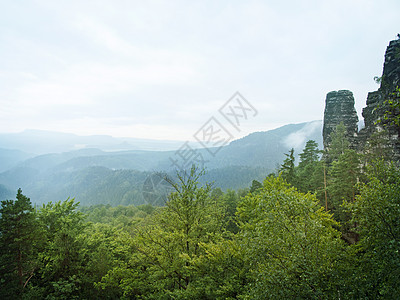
[209,120,322,170]
[0,120,323,205]
[0,130,186,154]
[0,148,34,173]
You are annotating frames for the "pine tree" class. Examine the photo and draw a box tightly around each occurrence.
[279,148,296,186]
[33,198,86,298]
[249,179,262,193]
[327,122,349,163]
[298,140,320,167]
[297,140,322,193]
[328,149,361,233]
[0,189,39,299]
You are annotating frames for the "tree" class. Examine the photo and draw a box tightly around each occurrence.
[249,180,262,194]
[322,123,362,232]
[327,122,349,163]
[329,150,361,204]
[346,160,400,297]
[279,148,296,186]
[83,223,135,299]
[379,86,400,131]
[296,140,323,194]
[236,176,347,299]
[326,149,361,238]
[298,140,320,167]
[30,198,87,299]
[0,189,40,299]
[190,238,249,299]
[222,189,240,233]
[118,166,226,298]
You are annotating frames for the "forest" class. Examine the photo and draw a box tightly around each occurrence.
[1,1,399,298]
[1,120,399,299]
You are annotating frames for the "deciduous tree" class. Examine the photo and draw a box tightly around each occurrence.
[237,176,347,299]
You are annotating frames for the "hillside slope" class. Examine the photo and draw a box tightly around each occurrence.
[0,121,322,205]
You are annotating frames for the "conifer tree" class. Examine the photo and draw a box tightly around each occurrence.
[0,189,39,298]
[279,148,296,186]
[297,140,322,193]
[298,140,320,167]
[327,122,349,163]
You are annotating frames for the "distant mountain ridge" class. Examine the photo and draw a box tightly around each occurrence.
[0,129,187,154]
[211,120,322,170]
[0,148,34,172]
[0,121,323,205]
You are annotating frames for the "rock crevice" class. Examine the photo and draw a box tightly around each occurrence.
[323,38,400,159]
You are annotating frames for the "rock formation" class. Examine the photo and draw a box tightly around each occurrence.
[323,38,400,159]
[322,90,358,150]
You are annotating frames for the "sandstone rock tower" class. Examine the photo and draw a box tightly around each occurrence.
[360,39,400,139]
[323,38,400,159]
[322,90,358,150]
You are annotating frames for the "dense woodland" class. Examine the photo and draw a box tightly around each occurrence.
[0,121,321,207]
[1,118,400,299]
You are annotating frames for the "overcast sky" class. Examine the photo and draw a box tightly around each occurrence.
[0,0,399,141]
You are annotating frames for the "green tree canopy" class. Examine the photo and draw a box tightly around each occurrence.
[0,189,40,298]
[296,140,323,194]
[327,122,350,162]
[30,198,87,299]
[298,140,320,167]
[347,160,400,297]
[279,148,296,186]
[103,166,226,298]
[237,176,347,299]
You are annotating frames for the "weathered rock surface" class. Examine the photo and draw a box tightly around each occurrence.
[362,39,400,136]
[381,39,400,90]
[322,90,358,150]
[323,38,400,160]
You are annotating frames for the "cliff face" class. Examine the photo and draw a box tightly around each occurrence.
[362,39,400,136]
[322,90,358,150]
[323,38,400,159]
[381,39,400,90]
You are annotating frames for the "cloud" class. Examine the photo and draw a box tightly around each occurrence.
[283,121,323,150]
[0,0,399,140]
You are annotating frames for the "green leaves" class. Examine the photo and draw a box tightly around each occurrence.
[296,141,324,195]
[378,86,400,128]
[279,148,296,186]
[0,189,40,298]
[329,149,360,198]
[4,159,400,299]
[237,176,345,299]
[299,140,321,167]
[128,166,226,297]
[24,198,89,299]
[346,161,400,297]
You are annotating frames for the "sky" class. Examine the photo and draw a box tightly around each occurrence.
[0,0,399,141]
